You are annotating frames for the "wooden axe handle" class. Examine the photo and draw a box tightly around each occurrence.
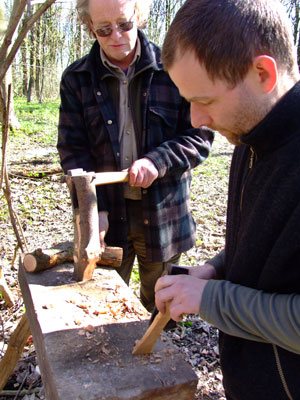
[93,171,129,186]
[132,302,171,355]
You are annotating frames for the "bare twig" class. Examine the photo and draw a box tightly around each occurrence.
[0,85,28,252]
[13,370,29,400]
[0,84,10,190]
[0,266,14,307]
[11,244,20,269]
[0,388,41,397]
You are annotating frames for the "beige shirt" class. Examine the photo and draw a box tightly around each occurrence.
[100,40,142,200]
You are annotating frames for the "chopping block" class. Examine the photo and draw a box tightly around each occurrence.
[19,259,198,400]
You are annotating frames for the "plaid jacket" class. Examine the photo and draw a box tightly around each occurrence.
[57,30,214,262]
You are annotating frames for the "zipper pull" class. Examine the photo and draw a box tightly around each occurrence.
[249,147,255,169]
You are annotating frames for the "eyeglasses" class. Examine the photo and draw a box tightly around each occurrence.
[93,13,135,38]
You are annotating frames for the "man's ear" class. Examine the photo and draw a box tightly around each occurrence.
[252,55,278,93]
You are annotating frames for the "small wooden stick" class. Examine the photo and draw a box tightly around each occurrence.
[132,302,171,355]
[93,171,129,186]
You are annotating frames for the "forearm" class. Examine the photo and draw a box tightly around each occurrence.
[200,279,300,354]
[207,249,226,279]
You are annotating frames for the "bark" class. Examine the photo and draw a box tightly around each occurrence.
[0,313,31,392]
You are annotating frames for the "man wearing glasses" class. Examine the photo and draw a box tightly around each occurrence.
[57,0,213,313]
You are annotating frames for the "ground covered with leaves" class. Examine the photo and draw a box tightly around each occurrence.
[0,99,233,400]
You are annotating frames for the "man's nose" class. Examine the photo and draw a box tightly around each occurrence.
[110,27,123,40]
[190,103,212,128]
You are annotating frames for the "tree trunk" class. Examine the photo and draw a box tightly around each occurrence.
[35,16,42,103]
[0,3,20,130]
[20,38,28,96]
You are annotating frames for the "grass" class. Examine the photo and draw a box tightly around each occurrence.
[12,97,60,145]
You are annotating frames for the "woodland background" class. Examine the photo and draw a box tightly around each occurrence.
[0,1,300,399]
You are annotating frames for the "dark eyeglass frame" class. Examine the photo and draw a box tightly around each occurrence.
[93,11,136,38]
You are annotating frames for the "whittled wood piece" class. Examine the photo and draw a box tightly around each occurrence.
[23,244,123,272]
[132,302,171,355]
[93,170,129,186]
[0,313,31,392]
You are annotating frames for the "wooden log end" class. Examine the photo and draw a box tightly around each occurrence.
[23,254,38,272]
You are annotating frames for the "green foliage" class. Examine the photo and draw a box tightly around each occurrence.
[13,97,59,145]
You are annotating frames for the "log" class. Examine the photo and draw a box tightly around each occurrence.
[18,258,198,400]
[0,313,31,392]
[66,170,101,281]
[65,169,129,281]
[23,243,123,273]
[132,302,171,355]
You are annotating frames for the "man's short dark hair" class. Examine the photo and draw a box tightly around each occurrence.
[162,0,297,86]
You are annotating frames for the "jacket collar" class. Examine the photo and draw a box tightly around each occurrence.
[241,80,300,154]
[73,29,162,79]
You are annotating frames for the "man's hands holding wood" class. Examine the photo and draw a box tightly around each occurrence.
[128,157,158,188]
[98,158,158,250]
[155,263,216,322]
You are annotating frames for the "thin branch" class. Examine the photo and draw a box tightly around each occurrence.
[0,0,57,84]
[0,85,27,252]
[0,0,28,62]
[0,84,11,190]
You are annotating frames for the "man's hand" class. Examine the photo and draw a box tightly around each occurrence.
[98,211,109,252]
[155,274,209,322]
[128,158,158,188]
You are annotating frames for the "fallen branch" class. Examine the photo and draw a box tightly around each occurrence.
[0,313,31,392]
[23,242,123,272]
[0,388,41,396]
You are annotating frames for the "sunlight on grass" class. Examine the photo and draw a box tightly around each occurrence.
[13,98,60,145]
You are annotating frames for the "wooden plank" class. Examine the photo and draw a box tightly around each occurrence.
[18,259,198,400]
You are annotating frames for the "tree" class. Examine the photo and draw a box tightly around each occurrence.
[0,2,20,129]
[280,0,300,67]
[147,0,185,45]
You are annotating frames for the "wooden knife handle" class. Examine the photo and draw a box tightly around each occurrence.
[132,302,171,355]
